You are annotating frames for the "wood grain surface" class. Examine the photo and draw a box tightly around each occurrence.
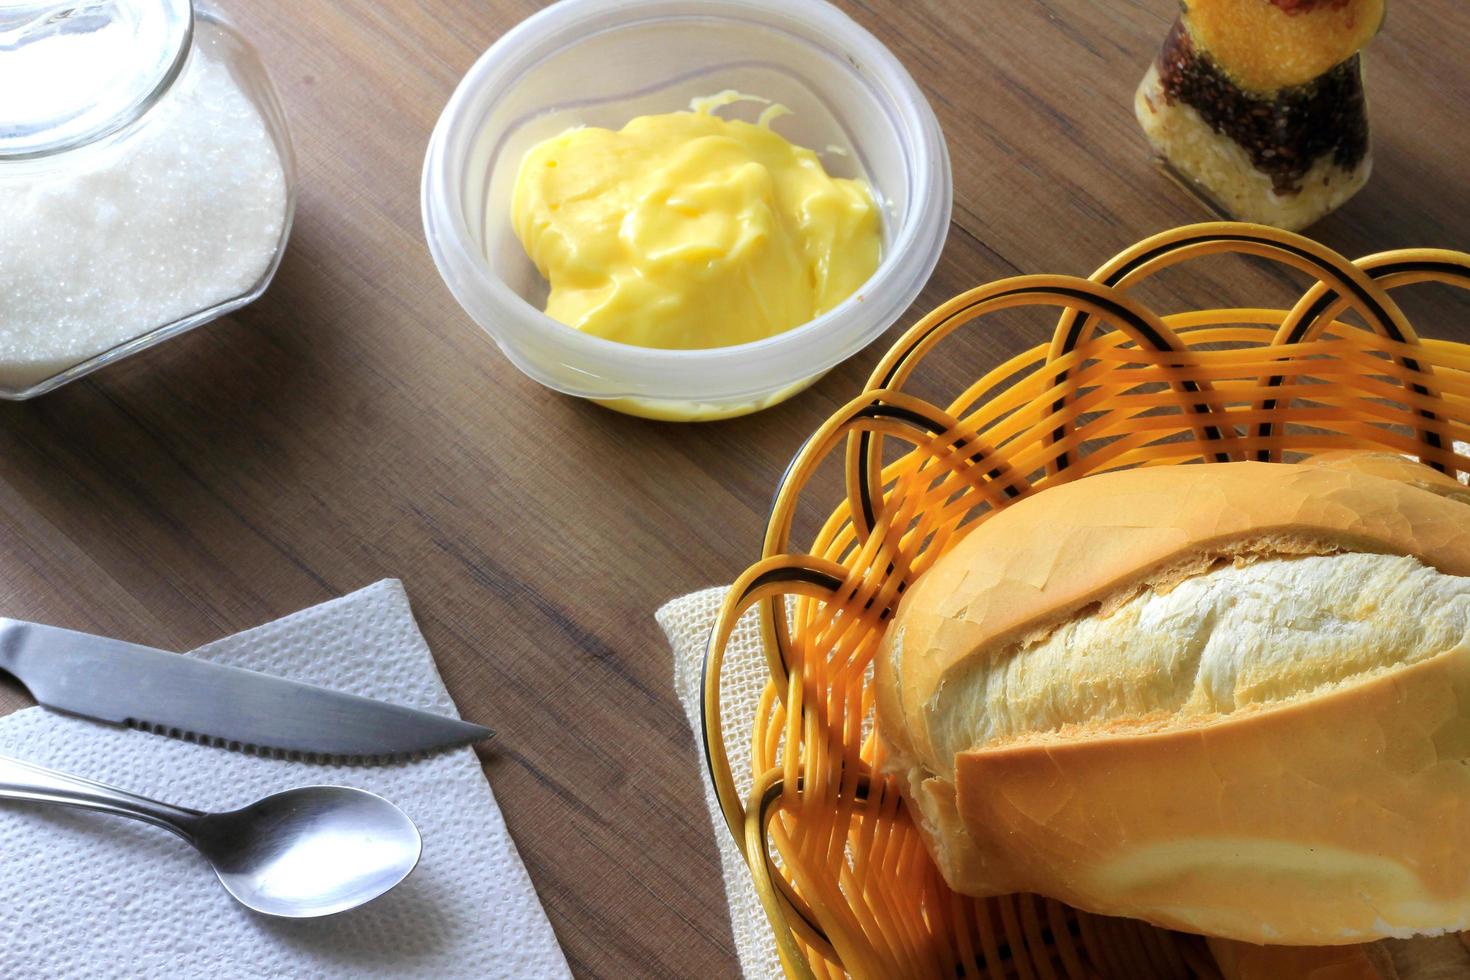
[3,1,1468,976]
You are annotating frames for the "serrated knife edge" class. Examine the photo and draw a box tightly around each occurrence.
[0,618,493,760]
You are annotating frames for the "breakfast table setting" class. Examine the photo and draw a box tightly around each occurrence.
[2,0,1470,978]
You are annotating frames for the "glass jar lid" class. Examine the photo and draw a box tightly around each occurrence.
[0,0,193,159]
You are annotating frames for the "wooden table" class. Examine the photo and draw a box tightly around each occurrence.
[3,1,1467,975]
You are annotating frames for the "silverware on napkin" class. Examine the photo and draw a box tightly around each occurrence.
[0,618,492,761]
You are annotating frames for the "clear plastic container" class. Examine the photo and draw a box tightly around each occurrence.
[0,0,295,399]
[422,0,951,421]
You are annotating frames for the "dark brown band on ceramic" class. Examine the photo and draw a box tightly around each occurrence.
[1156,17,1368,194]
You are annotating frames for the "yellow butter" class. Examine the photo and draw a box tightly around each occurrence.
[510,93,881,350]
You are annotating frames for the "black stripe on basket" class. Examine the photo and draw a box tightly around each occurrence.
[1060,231,1441,471]
[1251,259,1460,468]
[860,283,1226,528]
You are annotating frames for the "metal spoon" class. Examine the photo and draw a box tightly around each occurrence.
[0,753,421,917]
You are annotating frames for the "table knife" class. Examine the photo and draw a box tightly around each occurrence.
[0,618,493,760]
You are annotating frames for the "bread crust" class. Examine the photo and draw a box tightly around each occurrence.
[1305,450,1470,503]
[1207,937,1394,980]
[876,459,1470,945]
[1209,931,1470,979]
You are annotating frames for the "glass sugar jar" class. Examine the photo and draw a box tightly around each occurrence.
[0,0,296,398]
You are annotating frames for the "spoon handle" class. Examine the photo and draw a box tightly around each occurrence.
[0,753,202,839]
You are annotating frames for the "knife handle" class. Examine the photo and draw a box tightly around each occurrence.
[0,753,203,841]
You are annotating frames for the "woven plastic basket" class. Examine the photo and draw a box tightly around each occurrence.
[700,222,1470,979]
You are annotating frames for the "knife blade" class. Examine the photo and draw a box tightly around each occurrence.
[0,618,493,760]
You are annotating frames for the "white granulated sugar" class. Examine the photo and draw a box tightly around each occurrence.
[0,39,287,388]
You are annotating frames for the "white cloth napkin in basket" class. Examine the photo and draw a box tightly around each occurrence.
[659,587,782,980]
[0,580,571,980]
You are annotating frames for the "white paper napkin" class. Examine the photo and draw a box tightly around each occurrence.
[0,580,571,980]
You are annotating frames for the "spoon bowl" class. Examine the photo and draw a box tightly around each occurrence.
[192,786,422,917]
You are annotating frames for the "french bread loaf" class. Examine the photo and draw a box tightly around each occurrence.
[876,457,1470,945]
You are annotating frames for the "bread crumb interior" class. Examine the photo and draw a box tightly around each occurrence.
[930,553,1470,767]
